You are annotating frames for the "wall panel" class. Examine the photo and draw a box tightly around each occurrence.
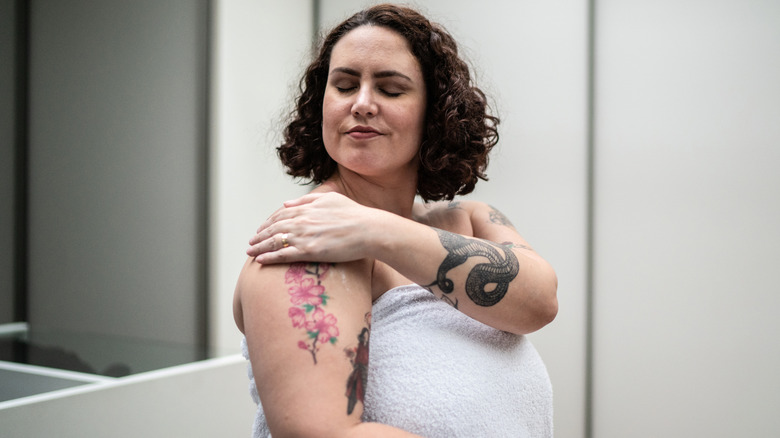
[28,0,209,350]
[592,1,780,436]
[0,0,17,324]
[318,2,589,437]
[209,0,314,351]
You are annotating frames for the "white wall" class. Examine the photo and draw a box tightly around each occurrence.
[209,0,313,352]
[592,0,780,436]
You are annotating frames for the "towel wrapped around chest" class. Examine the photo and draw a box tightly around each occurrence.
[242,284,553,438]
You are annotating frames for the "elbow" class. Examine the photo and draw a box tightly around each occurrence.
[537,270,559,328]
[539,290,559,328]
[527,289,558,334]
[513,269,558,335]
[507,306,555,336]
[543,268,559,322]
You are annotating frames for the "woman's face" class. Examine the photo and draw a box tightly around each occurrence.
[322,25,427,182]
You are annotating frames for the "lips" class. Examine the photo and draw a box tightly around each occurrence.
[347,125,381,135]
[346,125,382,138]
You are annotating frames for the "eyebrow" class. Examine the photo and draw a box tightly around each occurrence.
[330,67,413,82]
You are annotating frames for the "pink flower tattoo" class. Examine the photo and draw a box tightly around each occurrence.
[289,278,326,307]
[288,307,306,328]
[306,307,340,344]
[285,263,338,364]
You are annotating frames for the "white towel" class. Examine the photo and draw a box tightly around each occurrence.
[363,285,553,437]
[241,336,271,438]
[243,284,553,437]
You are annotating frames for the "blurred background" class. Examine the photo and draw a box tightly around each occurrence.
[1,0,778,437]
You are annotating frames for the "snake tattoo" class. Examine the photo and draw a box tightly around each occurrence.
[429,228,520,307]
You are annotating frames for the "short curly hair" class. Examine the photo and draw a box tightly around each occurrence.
[278,3,499,201]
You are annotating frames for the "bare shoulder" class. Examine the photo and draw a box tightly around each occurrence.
[411,200,473,235]
[233,257,287,334]
[411,199,515,233]
[462,201,517,230]
[233,257,372,334]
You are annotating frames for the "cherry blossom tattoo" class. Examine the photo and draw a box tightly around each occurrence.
[286,263,339,364]
[344,312,371,415]
[429,228,519,307]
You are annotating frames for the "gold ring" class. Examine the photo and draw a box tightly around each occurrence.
[281,233,289,248]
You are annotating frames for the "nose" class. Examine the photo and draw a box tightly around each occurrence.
[351,87,377,117]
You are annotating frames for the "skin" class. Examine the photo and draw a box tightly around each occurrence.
[322,25,427,186]
[234,25,558,438]
[249,193,558,334]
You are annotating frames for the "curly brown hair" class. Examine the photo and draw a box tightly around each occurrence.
[278,3,499,201]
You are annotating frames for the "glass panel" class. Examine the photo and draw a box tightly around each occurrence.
[0,367,92,403]
[0,324,226,378]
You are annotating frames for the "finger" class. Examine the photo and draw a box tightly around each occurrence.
[249,228,266,246]
[255,204,288,234]
[254,220,268,235]
[249,225,276,245]
[282,192,327,208]
[246,239,272,257]
[254,246,306,265]
[246,243,261,257]
[250,216,295,246]
[247,231,285,257]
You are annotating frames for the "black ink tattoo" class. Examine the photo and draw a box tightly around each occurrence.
[502,241,534,252]
[421,285,459,308]
[439,294,459,309]
[344,314,370,415]
[428,228,520,307]
[447,201,462,210]
[488,205,515,229]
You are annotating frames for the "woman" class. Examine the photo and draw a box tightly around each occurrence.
[234,4,558,437]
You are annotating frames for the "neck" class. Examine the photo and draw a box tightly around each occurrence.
[321,168,417,218]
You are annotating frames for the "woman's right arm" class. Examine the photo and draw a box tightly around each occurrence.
[233,258,420,438]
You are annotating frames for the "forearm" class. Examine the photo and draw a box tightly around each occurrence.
[344,422,422,438]
[370,211,558,334]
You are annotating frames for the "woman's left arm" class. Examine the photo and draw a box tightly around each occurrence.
[248,193,557,334]
[457,200,558,333]
[371,200,557,334]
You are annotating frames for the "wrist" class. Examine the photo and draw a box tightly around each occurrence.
[368,209,404,262]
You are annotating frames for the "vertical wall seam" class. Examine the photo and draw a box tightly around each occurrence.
[198,0,212,359]
[584,0,597,437]
[312,0,321,54]
[13,0,30,324]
